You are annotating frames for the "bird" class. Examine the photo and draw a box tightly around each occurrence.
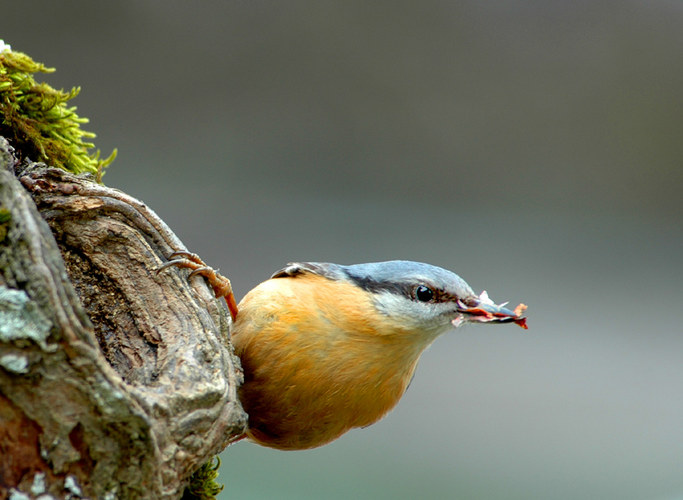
[160,254,527,451]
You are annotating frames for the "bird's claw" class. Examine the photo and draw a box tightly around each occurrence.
[158,251,239,321]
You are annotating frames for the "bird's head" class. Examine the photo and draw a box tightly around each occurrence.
[273,260,527,340]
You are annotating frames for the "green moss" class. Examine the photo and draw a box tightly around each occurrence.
[0,207,10,243]
[183,457,225,500]
[0,43,116,182]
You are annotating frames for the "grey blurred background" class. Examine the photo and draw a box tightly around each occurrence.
[3,1,682,499]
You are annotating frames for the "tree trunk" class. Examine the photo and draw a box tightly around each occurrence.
[0,137,247,499]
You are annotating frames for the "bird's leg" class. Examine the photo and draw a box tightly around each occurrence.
[158,251,239,321]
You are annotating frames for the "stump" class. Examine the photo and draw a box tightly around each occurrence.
[0,137,247,499]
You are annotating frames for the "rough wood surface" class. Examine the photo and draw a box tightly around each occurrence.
[0,137,247,499]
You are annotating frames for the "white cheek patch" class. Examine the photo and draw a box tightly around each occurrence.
[371,292,452,333]
[372,292,416,318]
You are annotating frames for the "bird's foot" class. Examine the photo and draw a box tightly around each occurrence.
[158,251,238,320]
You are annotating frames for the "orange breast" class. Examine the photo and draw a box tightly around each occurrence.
[231,274,427,450]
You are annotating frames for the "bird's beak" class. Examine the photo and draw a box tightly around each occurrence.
[453,291,528,329]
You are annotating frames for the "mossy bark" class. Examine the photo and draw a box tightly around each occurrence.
[0,137,247,499]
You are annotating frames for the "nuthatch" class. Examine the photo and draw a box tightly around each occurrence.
[162,255,527,451]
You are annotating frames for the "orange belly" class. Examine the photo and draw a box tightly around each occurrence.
[231,275,426,450]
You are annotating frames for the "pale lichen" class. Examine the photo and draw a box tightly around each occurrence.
[0,353,29,374]
[0,287,52,349]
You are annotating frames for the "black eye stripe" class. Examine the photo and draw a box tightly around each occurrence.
[345,272,457,304]
[346,275,414,296]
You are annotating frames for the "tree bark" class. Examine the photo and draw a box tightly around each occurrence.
[0,137,247,499]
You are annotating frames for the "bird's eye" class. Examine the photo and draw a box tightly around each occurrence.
[414,285,434,302]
